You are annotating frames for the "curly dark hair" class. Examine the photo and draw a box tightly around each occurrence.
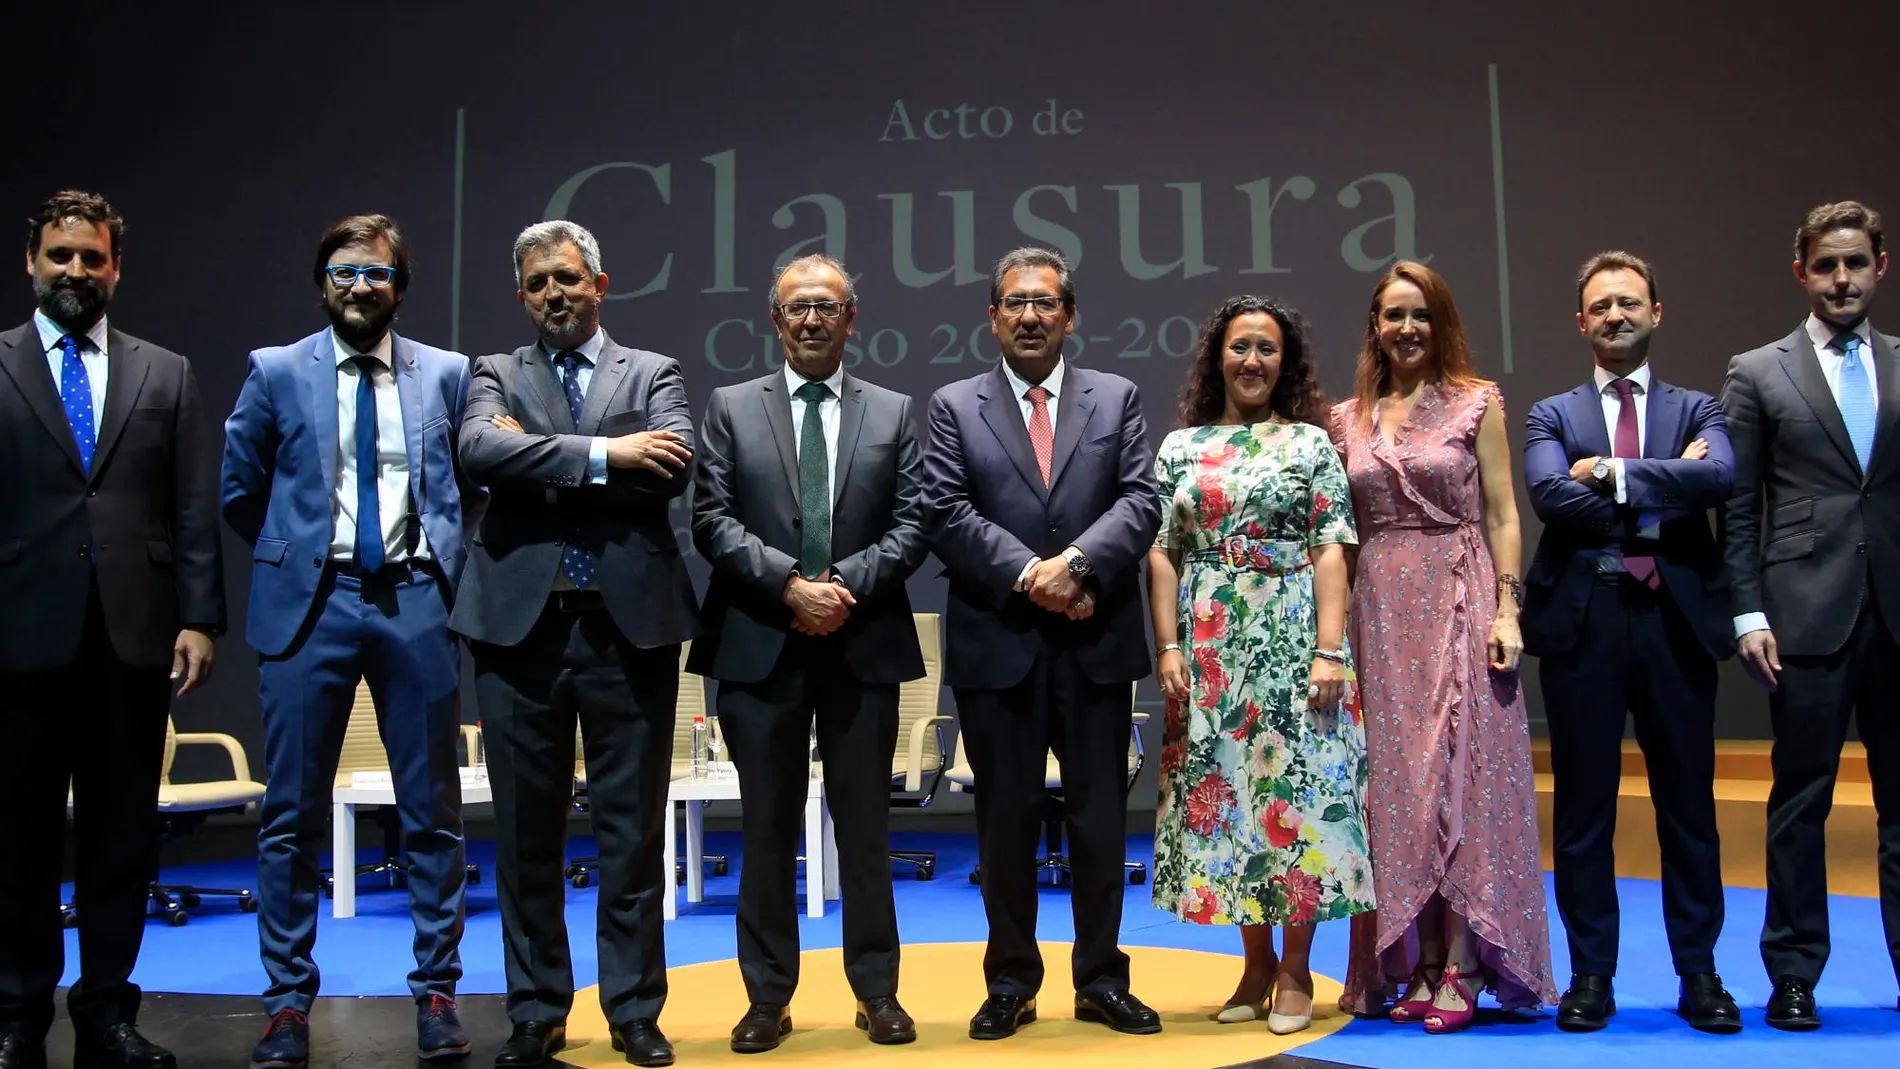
[1177,295,1327,428]
[27,190,123,259]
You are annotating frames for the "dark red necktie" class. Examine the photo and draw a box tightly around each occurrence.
[1611,378,1659,588]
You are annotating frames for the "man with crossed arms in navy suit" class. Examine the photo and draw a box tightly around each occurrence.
[1522,251,1740,1035]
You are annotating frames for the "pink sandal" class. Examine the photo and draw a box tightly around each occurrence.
[1423,967,1479,1034]
[1388,965,1444,1023]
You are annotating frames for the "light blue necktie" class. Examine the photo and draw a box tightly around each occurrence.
[1838,334,1876,472]
[58,335,96,474]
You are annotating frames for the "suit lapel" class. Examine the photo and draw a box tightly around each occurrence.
[1779,328,1860,474]
[1642,380,1683,460]
[1047,370,1095,490]
[88,328,150,481]
[520,344,575,433]
[1865,330,1900,482]
[577,333,630,434]
[761,373,802,505]
[391,333,426,505]
[1565,384,1612,459]
[305,329,341,495]
[978,366,1047,501]
[832,372,866,506]
[0,321,84,474]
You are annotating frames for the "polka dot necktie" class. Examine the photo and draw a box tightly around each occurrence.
[58,335,96,474]
[558,350,596,588]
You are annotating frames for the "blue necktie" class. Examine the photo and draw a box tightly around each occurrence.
[351,356,385,572]
[1838,334,1876,472]
[59,335,96,474]
[558,351,596,588]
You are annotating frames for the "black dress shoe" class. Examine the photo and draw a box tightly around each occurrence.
[0,1031,48,1069]
[73,1023,175,1069]
[1765,976,1821,1031]
[494,1021,566,1067]
[609,1019,674,1067]
[855,997,917,1045]
[1557,974,1615,1033]
[729,1003,791,1054]
[1074,990,1162,1035]
[968,994,1037,1040]
[1678,973,1742,1034]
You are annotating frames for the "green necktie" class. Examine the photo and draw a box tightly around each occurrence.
[794,380,832,579]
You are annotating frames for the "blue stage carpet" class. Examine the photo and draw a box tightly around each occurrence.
[72,832,1896,1065]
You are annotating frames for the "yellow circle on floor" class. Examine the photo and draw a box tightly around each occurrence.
[555,941,1347,1066]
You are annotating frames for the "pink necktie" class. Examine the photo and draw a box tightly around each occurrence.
[1027,385,1053,487]
[1611,379,1658,589]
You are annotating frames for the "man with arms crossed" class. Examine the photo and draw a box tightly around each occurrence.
[1722,200,1900,1028]
[921,247,1162,1040]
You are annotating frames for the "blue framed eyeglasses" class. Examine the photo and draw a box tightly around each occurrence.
[324,264,397,287]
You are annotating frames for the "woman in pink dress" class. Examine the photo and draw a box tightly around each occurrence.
[1331,261,1557,1033]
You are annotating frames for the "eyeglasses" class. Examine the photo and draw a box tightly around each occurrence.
[324,264,398,288]
[998,295,1065,316]
[777,300,849,321]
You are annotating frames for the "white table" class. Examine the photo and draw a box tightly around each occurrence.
[331,768,492,919]
[663,765,838,920]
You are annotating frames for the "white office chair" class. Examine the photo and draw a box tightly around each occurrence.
[889,613,951,879]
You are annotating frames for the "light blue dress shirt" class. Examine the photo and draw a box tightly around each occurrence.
[35,308,109,419]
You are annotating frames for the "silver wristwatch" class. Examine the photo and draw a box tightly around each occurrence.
[1063,546,1092,576]
[1591,458,1614,486]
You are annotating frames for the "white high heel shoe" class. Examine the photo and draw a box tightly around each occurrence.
[1267,989,1314,1035]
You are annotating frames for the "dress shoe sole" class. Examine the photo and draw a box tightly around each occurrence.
[1764,1012,1821,1032]
[418,1039,473,1061]
[729,1017,792,1055]
[969,1007,1036,1040]
[854,1013,918,1044]
[1074,1005,1163,1035]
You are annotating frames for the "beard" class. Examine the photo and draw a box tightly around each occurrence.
[34,274,110,332]
[535,303,597,350]
[325,293,398,350]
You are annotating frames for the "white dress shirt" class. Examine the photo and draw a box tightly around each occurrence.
[35,309,109,422]
[1000,358,1068,585]
[1734,315,1881,638]
[541,328,611,484]
[785,361,845,506]
[332,332,431,562]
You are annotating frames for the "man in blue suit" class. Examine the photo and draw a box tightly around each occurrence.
[1522,252,1740,1035]
[922,247,1162,1041]
[221,215,481,1069]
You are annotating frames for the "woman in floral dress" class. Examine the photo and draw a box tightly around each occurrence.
[1332,261,1557,1033]
[1150,295,1374,1037]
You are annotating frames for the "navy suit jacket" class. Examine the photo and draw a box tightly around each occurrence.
[221,328,480,657]
[1521,374,1735,660]
[921,363,1160,690]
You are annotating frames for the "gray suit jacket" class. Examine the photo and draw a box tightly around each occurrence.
[450,330,699,648]
[687,369,927,684]
[1721,323,1900,656]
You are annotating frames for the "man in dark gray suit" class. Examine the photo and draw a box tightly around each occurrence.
[452,220,698,1068]
[690,254,928,1053]
[921,247,1162,1040]
[1722,200,1900,1029]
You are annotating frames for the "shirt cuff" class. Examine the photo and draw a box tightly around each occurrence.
[1612,458,1629,504]
[1733,612,1771,639]
[1015,558,1038,590]
[587,436,609,484]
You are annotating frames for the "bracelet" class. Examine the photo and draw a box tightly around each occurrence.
[1156,643,1182,657]
[1497,574,1524,607]
[1313,647,1347,664]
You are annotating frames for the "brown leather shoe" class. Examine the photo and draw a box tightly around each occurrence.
[730,1004,792,1054]
[854,997,917,1045]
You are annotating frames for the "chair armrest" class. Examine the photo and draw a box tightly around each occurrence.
[460,724,483,768]
[900,715,952,792]
[172,732,255,784]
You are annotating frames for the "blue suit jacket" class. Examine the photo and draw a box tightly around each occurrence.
[221,328,480,656]
[921,364,1160,690]
[1521,374,1735,660]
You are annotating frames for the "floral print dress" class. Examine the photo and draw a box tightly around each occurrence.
[1151,421,1375,928]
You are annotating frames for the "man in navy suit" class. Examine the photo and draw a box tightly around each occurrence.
[922,247,1162,1040]
[1522,252,1740,1035]
[222,215,480,1069]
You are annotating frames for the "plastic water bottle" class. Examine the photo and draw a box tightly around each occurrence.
[690,716,707,780]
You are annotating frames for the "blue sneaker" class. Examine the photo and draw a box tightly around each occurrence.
[249,1009,308,1069]
[418,995,472,1061]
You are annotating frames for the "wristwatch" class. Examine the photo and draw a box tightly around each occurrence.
[1591,458,1614,488]
[1063,546,1093,576]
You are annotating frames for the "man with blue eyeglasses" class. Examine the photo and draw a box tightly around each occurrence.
[222,214,483,1069]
